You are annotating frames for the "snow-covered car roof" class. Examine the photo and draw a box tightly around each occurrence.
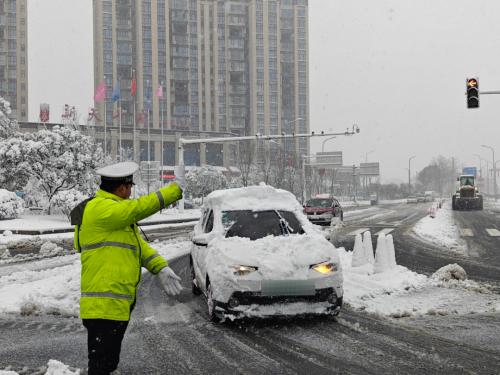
[204,185,302,212]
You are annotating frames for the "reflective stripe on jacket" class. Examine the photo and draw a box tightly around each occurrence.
[74,184,182,321]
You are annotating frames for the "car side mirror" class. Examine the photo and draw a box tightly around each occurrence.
[192,234,209,247]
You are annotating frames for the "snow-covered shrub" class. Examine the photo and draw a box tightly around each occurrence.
[431,263,467,282]
[51,189,88,220]
[185,166,228,199]
[39,241,64,257]
[0,189,24,219]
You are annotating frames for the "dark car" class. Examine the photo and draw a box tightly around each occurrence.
[303,197,343,225]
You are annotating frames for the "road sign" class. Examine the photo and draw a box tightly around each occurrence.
[140,161,160,183]
[314,151,342,168]
[360,162,380,177]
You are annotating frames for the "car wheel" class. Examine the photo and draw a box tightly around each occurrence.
[206,283,221,323]
[190,260,201,296]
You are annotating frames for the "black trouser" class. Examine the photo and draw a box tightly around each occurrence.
[83,319,129,375]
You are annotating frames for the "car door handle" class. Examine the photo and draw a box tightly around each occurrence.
[193,241,208,247]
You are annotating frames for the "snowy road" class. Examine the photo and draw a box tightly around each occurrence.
[1,254,499,374]
[336,201,500,288]
[1,201,500,373]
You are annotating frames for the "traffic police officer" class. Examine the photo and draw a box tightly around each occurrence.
[71,161,183,374]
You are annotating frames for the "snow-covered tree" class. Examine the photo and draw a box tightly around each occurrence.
[185,166,228,200]
[0,137,31,191]
[0,96,18,139]
[0,189,24,219]
[51,188,88,220]
[0,126,104,213]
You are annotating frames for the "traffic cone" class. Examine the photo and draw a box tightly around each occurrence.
[374,233,390,273]
[386,234,397,268]
[351,233,366,267]
[363,231,375,264]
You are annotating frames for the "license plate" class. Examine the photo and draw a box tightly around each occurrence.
[261,280,315,296]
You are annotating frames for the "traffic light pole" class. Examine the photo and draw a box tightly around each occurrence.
[176,126,361,212]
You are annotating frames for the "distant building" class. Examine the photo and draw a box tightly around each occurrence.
[0,0,28,121]
[92,0,309,165]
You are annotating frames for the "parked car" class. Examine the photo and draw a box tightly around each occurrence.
[303,196,344,225]
[416,194,426,203]
[369,194,378,205]
[190,185,344,322]
[406,196,418,203]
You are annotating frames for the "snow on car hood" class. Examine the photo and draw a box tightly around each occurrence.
[206,234,341,280]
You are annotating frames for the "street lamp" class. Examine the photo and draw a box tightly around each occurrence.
[321,136,336,152]
[482,145,497,200]
[408,156,416,196]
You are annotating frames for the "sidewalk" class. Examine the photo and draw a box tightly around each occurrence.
[0,209,201,235]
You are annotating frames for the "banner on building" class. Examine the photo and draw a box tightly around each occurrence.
[39,103,50,123]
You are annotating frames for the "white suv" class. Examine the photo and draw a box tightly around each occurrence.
[190,185,344,322]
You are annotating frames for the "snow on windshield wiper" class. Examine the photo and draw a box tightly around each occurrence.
[273,210,293,235]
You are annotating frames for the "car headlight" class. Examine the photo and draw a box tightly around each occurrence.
[231,265,258,276]
[310,261,338,274]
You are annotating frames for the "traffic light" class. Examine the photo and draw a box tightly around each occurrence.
[466,77,479,108]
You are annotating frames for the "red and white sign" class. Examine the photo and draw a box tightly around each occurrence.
[39,103,50,123]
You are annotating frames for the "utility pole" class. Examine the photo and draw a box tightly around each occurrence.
[352,164,357,202]
[482,145,497,200]
[408,155,416,196]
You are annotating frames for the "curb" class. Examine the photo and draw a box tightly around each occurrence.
[0,217,200,236]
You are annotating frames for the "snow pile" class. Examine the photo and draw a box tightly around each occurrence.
[340,247,500,317]
[0,260,81,317]
[413,203,464,251]
[205,185,302,212]
[430,264,491,294]
[44,359,80,375]
[39,242,65,257]
[431,263,467,282]
[0,189,24,220]
[0,359,81,375]
[0,240,193,317]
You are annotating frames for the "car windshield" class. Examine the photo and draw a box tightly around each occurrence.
[460,176,474,186]
[222,210,305,240]
[305,199,333,207]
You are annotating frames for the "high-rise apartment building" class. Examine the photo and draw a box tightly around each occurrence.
[93,0,308,165]
[0,0,28,121]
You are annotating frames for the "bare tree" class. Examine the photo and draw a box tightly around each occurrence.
[236,140,255,187]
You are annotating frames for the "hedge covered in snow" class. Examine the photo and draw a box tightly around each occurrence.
[0,189,24,219]
[51,189,88,220]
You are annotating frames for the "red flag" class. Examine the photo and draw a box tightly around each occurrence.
[94,81,106,103]
[131,77,137,97]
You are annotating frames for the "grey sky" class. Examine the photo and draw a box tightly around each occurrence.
[28,0,500,182]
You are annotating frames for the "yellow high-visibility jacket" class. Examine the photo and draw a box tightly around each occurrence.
[73,185,182,321]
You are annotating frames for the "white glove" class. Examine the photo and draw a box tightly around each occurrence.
[158,266,183,296]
